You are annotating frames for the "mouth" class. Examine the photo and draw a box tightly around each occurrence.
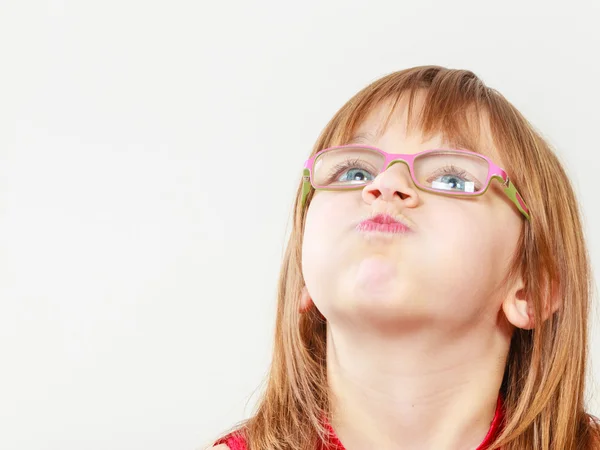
[356,213,412,234]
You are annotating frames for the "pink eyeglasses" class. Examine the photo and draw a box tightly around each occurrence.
[301,144,531,220]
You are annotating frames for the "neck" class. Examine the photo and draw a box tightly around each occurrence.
[326,320,510,450]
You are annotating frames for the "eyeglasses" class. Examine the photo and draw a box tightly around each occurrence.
[301,144,531,220]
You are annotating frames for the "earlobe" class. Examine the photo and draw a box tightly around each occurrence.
[502,277,562,330]
[502,291,534,330]
[299,286,314,313]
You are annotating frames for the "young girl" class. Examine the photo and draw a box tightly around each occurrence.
[209,65,600,449]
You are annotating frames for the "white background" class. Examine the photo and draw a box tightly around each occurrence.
[1,1,599,449]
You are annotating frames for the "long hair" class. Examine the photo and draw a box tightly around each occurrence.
[213,66,600,449]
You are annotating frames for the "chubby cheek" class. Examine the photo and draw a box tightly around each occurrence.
[301,193,352,304]
[415,208,504,316]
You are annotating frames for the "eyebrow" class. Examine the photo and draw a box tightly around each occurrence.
[348,132,457,150]
[347,132,375,145]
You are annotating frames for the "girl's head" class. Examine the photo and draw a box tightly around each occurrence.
[302,89,535,336]
[220,66,599,449]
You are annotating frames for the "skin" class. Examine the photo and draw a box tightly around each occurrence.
[299,92,553,449]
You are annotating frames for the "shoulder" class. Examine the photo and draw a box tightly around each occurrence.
[209,428,247,450]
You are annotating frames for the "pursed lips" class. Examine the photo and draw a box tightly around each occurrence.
[356,213,412,234]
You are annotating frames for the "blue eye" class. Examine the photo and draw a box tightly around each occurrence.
[338,167,375,183]
[426,165,481,192]
[325,159,377,185]
[436,174,467,190]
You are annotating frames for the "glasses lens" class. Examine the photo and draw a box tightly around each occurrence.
[414,150,489,194]
[313,147,385,187]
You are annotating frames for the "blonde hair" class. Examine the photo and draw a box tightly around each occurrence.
[213,65,600,449]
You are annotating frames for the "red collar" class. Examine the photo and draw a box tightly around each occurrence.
[320,394,505,450]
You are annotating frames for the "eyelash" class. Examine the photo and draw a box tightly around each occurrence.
[429,164,475,181]
[327,158,377,181]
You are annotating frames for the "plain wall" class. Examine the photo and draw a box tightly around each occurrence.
[1,1,599,449]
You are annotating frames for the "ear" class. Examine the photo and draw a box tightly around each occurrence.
[502,274,561,330]
[299,285,314,313]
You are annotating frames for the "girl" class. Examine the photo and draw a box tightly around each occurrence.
[209,66,600,449]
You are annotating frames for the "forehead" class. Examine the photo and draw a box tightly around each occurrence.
[348,93,507,168]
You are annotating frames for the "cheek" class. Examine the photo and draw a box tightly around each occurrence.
[411,205,500,300]
[428,207,495,265]
[303,191,359,239]
[301,193,354,297]
[303,195,335,252]
[424,220,510,312]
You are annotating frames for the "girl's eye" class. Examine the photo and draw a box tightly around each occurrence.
[426,165,481,192]
[326,159,377,185]
[339,167,375,183]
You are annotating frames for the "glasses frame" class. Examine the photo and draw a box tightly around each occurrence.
[301,144,531,221]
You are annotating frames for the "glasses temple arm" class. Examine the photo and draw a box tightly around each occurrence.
[301,168,311,208]
[503,178,531,221]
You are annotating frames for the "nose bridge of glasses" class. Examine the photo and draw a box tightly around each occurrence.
[382,155,414,181]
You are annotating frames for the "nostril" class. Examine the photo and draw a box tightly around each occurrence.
[367,188,409,201]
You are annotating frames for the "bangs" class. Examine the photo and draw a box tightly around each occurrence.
[330,68,493,156]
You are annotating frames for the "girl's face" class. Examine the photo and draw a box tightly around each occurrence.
[301,96,524,333]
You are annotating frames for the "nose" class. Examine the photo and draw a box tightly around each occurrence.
[361,162,420,208]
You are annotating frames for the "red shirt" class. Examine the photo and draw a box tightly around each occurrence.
[214,394,505,450]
